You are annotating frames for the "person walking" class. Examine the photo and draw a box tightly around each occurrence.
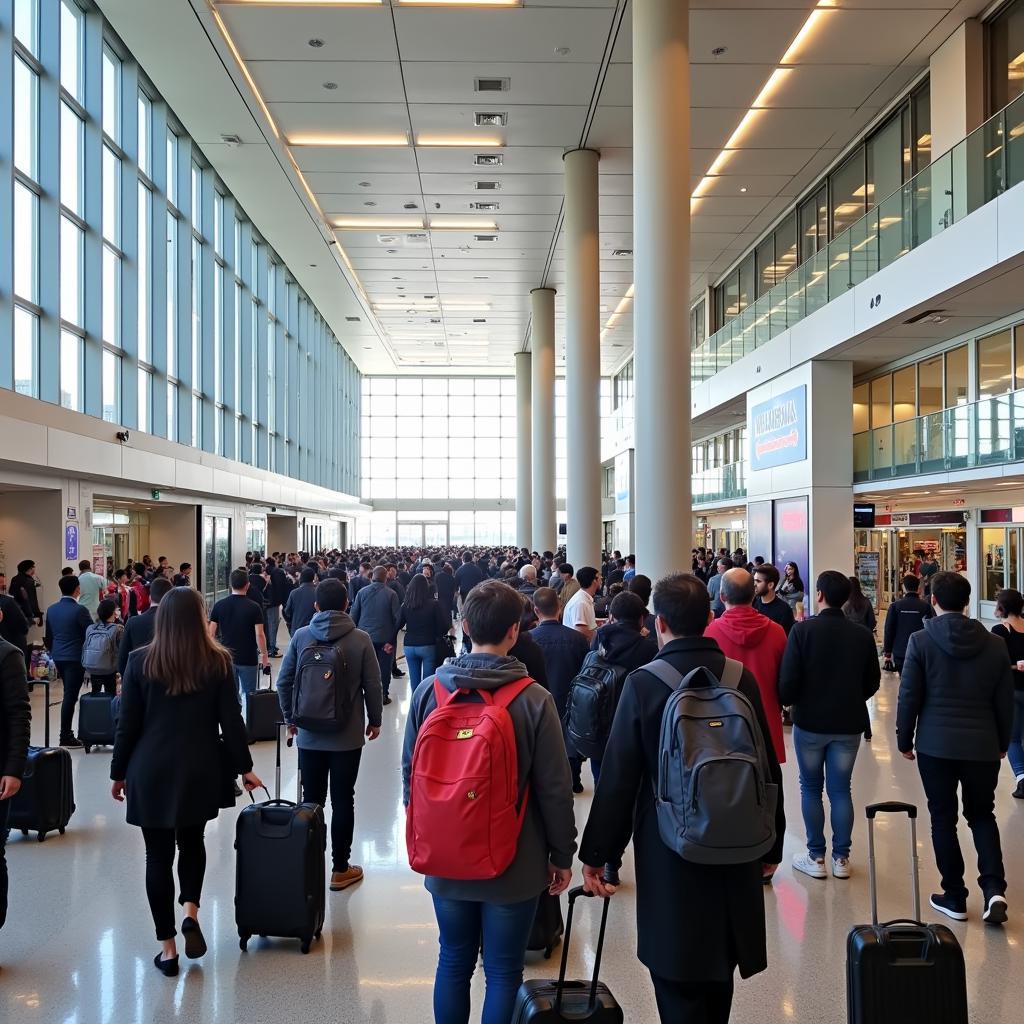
[44,575,94,748]
[0,616,31,933]
[706,557,733,619]
[398,574,452,691]
[118,577,172,676]
[883,574,934,673]
[263,557,292,657]
[435,561,457,621]
[896,572,1014,925]
[82,598,123,696]
[402,580,576,1024]
[779,571,880,881]
[843,576,876,634]
[283,567,318,636]
[208,570,271,702]
[562,566,602,643]
[110,587,262,976]
[10,560,43,629]
[76,559,110,619]
[579,573,784,1023]
[351,566,401,706]
[991,588,1024,799]
[277,579,382,893]
[752,563,795,636]
[0,589,30,670]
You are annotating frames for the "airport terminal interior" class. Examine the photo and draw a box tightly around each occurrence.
[2,0,1024,1020]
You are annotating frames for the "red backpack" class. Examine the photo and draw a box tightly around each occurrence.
[406,676,534,880]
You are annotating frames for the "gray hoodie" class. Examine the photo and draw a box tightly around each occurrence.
[402,652,577,905]
[276,610,383,753]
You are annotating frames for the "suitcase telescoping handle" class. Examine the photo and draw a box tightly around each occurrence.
[271,720,302,805]
[32,678,51,748]
[553,885,611,1016]
[865,802,920,926]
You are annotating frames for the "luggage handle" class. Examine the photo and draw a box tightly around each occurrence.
[275,720,302,804]
[31,679,51,748]
[553,885,612,1016]
[866,803,920,925]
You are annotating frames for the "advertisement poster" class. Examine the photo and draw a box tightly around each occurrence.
[64,523,78,561]
[773,496,809,584]
[747,500,774,564]
[749,385,807,471]
[92,545,106,576]
[856,551,881,610]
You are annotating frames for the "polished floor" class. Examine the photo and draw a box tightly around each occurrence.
[2,659,1022,1023]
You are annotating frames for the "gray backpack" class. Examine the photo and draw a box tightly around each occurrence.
[646,659,778,865]
[82,622,120,674]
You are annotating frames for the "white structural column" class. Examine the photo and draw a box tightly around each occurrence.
[563,148,603,571]
[514,351,533,550]
[530,287,557,553]
[633,0,690,580]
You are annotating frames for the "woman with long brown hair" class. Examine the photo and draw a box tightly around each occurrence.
[110,587,261,977]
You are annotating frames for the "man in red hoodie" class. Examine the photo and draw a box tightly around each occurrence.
[705,568,787,767]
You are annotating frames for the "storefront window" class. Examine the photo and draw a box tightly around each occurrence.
[918,355,943,415]
[989,0,1024,113]
[945,346,969,406]
[853,382,870,433]
[981,527,1010,601]
[978,328,1013,397]
[892,365,916,422]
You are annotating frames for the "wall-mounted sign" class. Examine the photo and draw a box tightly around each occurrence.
[64,523,78,561]
[66,506,77,520]
[749,385,807,471]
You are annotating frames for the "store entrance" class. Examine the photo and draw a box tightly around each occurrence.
[92,502,151,574]
[856,526,967,611]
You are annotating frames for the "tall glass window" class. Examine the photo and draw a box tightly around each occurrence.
[978,329,1013,397]
[166,212,177,377]
[989,0,1024,112]
[15,0,40,56]
[60,103,83,216]
[14,307,39,399]
[60,330,82,411]
[866,113,903,209]
[138,91,152,177]
[138,184,151,362]
[102,349,120,423]
[60,216,83,326]
[14,57,38,179]
[14,183,38,304]
[831,150,867,236]
[60,0,84,103]
[102,46,121,144]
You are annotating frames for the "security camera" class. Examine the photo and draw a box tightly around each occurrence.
[115,430,130,444]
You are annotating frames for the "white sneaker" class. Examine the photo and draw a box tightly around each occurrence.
[832,856,851,879]
[792,852,827,879]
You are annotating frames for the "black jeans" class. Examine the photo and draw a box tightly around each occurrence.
[373,644,394,699]
[916,752,1005,902]
[141,825,207,941]
[650,974,734,1024]
[90,673,117,695]
[56,661,86,740]
[0,798,9,930]
[299,747,362,871]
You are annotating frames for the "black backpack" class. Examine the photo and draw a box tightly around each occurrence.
[563,650,630,759]
[292,640,357,733]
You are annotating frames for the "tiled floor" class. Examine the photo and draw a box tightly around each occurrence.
[2,663,1021,1022]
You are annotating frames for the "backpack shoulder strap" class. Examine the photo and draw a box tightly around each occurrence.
[719,657,744,689]
[642,659,684,691]
[492,677,534,710]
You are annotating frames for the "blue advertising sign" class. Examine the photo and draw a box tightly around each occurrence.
[750,385,807,471]
[65,523,78,561]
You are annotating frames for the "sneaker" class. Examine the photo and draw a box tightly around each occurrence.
[983,895,1008,925]
[330,865,364,891]
[382,696,392,706]
[781,708,793,727]
[832,856,851,879]
[792,852,827,879]
[60,736,83,749]
[1013,778,1024,799]
[929,893,968,922]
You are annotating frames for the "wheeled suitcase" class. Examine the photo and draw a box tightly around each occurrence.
[513,886,623,1023]
[246,672,280,742]
[526,891,564,959]
[847,801,968,1024]
[235,725,326,954]
[8,681,75,842]
[79,691,116,752]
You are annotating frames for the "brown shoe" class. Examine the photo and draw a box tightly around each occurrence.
[330,866,364,891]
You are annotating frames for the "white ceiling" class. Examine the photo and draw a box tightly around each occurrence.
[101,0,987,375]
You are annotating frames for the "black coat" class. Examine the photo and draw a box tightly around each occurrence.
[10,572,41,622]
[267,567,293,608]
[110,650,254,829]
[509,631,549,690]
[0,594,29,650]
[0,639,31,779]
[117,606,158,676]
[435,571,457,614]
[283,583,318,633]
[883,594,933,658]
[579,637,785,984]
[530,620,590,718]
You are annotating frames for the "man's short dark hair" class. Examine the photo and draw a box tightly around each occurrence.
[462,551,474,563]
[58,575,79,597]
[16,560,34,574]
[902,574,920,592]
[576,566,599,590]
[150,577,172,604]
[753,563,780,587]
[817,570,852,608]
[753,556,765,566]
[300,567,317,583]
[230,569,249,590]
[78,560,91,572]
[315,578,348,612]
[360,560,372,571]
[61,566,74,576]
[996,588,1024,617]
[721,569,755,606]
[114,569,127,581]
[627,574,652,605]
[931,571,970,612]
[653,573,711,637]
[97,597,118,621]
[609,591,646,625]
[625,554,635,567]
[533,586,559,618]
[560,563,574,577]
[462,580,523,645]
[179,563,191,572]
[717,557,732,572]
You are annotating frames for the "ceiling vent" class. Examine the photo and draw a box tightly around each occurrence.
[377,234,400,245]
[611,248,633,257]
[475,153,503,166]
[429,318,442,324]
[472,318,487,324]
[345,316,361,322]
[475,77,510,92]
[404,232,429,246]
[475,234,498,242]
[474,181,501,191]
[471,201,501,211]
[220,133,242,147]
[903,308,948,325]
[474,111,507,127]
[433,341,446,347]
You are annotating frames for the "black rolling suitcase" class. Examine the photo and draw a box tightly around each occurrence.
[513,886,623,1023]
[79,691,116,752]
[246,671,280,742]
[8,681,75,842]
[847,801,968,1024]
[235,725,326,954]
[526,891,564,960]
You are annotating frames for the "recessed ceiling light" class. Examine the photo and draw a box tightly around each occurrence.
[323,82,339,91]
[474,181,501,191]
[403,202,419,210]
[363,200,377,207]
[739,186,748,193]
[554,46,571,56]
[334,215,425,229]
[474,112,507,127]
[308,38,325,49]
[475,153,503,166]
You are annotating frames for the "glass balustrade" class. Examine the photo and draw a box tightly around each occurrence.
[693,93,1024,385]
[692,460,747,504]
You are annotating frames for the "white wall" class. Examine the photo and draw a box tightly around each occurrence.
[929,19,984,161]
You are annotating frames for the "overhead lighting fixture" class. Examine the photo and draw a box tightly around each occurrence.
[428,218,498,230]
[398,0,521,5]
[474,112,508,127]
[475,153,503,166]
[474,181,501,190]
[288,133,409,147]
[333,215,425,230]
[780,6,836,65]
[611,249,632,257]
[471,201,500,211]
[417,136,504,148]
[475,77,511,91]
[223,1,382,5]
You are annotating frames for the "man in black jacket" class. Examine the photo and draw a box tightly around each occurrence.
[10,560,42,628]
[0,620,32,930]
[0,592,30,668]
[283,568,318,636]
[264,557,292,658]
[580,573,784,1023]
[118,577,172,676]
[897,571,1014,925]
[883,574,933,672]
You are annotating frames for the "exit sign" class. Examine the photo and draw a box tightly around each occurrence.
[151,489,161,500]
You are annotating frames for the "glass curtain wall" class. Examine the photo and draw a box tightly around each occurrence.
[2,0,360,495]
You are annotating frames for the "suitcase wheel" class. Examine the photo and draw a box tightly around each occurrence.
[238,932,250,951]
[59,827,66,835]
[315,930,322,940]
[37,832,46,842]
[83,745,91,754]
[20,829,28,837]
[301,939,311,954]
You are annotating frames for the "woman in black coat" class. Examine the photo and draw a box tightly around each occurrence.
[111,587,261,977]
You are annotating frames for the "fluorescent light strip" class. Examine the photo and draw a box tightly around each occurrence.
[288,134,409,147]
[334,216,425,230]
[416,136,505,148]
[210,8,280,139]
[219,1,382,5]
[780,7,835,66]
[428,219,498,231]
[396,0,521,6]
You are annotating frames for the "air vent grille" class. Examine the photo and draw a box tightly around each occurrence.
[474,181,501,191]
[474,78,510,93]
[475,154,503,166]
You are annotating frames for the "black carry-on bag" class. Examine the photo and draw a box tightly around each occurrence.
[512,886,623,1023]
[79,691,117,752]
[847,801,968,1024]
[235,723,326,954]
[245,669,280,742]
[526,891,564,960]
[8,680,75,842]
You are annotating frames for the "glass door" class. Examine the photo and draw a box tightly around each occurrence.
[397,522,449,548]
[397,523,423,548]
[424,522,448,547]
[202,515,232,608]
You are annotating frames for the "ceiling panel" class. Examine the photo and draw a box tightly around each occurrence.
[245,60,405,104]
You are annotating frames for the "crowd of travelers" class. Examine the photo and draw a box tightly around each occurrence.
[0,539,1020,1022]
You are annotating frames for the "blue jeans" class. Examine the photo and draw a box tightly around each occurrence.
[405,644,438,691]
[1009,690,1024,779]
[431,894,539,1024]
[265,606,281,653]
[235,665,258,704]
[793,726,862,859]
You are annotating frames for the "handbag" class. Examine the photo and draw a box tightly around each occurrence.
[435,634,457,664]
